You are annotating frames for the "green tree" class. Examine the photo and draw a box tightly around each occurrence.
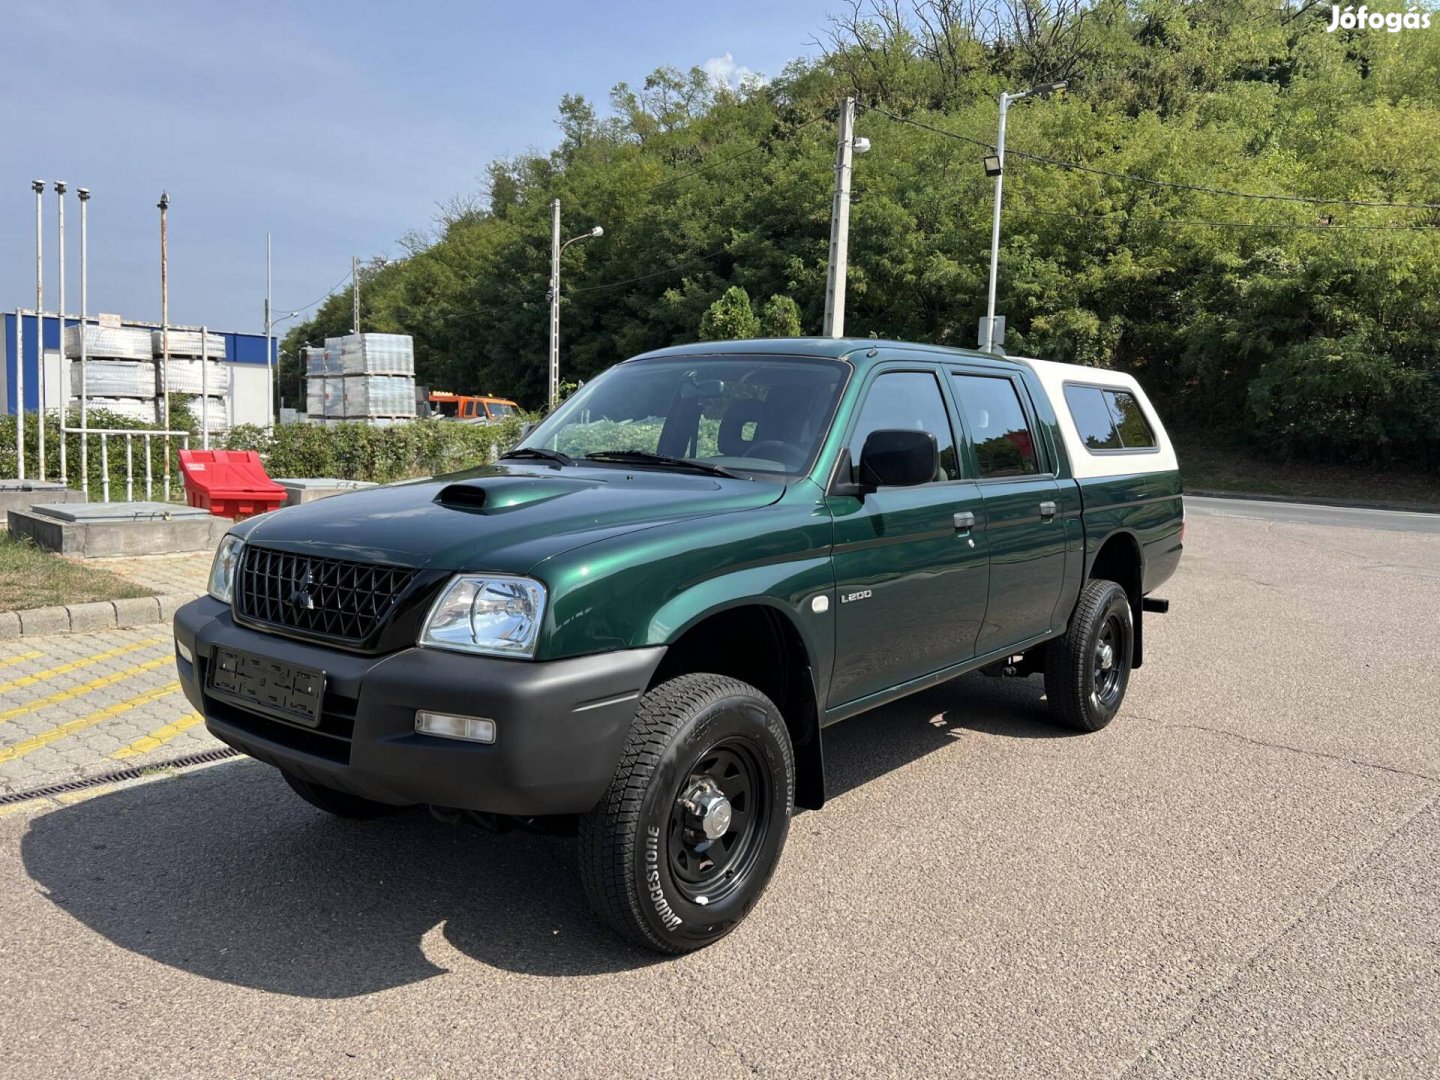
[276,1,1440,471]
[698,286,760,340]
[759,294,803,337]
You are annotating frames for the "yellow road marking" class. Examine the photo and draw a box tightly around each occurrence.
[0,683,182,763]
[0,638,166,696]
[0,650,43,670]
[0,657,172,724]
[112,710,204,759]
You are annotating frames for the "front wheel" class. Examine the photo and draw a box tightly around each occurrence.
[578,673,795,953]
[1044,578,1134,732]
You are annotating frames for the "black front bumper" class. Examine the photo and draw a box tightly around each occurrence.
[174,597,666,816]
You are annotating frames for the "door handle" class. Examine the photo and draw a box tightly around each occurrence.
[953,511,975,532]
[1039,501,1057,520]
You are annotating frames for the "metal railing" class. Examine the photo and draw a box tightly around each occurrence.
[81,427,191,503]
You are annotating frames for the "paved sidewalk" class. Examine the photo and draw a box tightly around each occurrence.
[83,551,212,598]
[0,628,218,797]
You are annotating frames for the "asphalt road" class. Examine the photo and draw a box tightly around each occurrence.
[1,498,1437,1078]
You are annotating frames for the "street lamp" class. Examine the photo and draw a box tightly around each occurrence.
[548,199,603,411]
[981,80,1067,353]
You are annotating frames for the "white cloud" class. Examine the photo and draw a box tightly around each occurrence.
[703,52,763,89]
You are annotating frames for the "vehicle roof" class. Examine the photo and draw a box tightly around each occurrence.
[428,392,517,403]
[629,337,1027,372]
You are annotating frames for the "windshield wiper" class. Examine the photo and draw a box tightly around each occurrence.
[583,450,745,479]
[500,446,574,466]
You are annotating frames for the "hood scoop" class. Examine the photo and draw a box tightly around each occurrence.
[435,474,604,513]
[436,482,488,509]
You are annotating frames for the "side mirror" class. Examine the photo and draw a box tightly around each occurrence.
[858,429,938,490]
[518,420,538,441]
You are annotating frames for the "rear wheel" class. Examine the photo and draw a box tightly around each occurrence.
[579,673,794,953]
[281,771,405,819]
[1044,578,1134,732]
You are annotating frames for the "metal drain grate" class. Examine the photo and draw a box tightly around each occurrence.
[0,747,242,806]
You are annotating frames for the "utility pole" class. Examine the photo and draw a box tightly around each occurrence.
[823,97,858,338]
[55,181,67,485]
[351,254,361,334]
[548,199,561,411]
[158,191,170,500]
[78,188,90,497]
[31,179,44,482]
[266,233,275,428]
[981,92,1011,354]
[546,200,604,412]
[983,80,1066,353]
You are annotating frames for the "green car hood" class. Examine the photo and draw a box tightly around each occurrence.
[232,462,784,575]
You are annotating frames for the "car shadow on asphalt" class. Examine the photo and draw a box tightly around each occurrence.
[19,673,1073,997]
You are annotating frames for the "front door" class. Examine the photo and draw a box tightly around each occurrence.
[828,368,990,707]
[948,370,1066,655]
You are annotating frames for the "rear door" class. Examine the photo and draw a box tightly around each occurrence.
[827,365,989,707]
[947,368,1066,655]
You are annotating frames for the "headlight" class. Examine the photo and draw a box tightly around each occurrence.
[208,535,245,603]
[419,575,547,658]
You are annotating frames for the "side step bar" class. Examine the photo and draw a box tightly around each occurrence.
[1142,597,1170,614]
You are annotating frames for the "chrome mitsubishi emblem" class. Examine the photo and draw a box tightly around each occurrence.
[290,567,316,610]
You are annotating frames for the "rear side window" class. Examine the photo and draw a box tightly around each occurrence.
[1109,391,1156,448]
[950,374,1041,478]
[1064,385,1157,451]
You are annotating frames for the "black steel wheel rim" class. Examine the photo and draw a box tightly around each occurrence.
[667,737,771,905]
[1093,613,1125,705]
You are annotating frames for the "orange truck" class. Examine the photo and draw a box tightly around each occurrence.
[427,392,521,423]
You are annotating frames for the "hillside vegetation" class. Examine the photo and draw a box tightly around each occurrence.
[283,0,1440,469]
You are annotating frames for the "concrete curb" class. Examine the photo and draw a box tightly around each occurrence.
[0,592,198,641]
[1186,488,1440,515]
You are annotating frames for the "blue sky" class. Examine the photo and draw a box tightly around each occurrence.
[1,0,838,334]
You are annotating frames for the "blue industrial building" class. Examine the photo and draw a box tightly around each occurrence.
[3,312,277,425]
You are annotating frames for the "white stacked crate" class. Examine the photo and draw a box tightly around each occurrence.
[306,334,415,423]
[152,330,231,431]
[64,324,160,424]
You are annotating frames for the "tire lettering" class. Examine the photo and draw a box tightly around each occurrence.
[644,825,683,930]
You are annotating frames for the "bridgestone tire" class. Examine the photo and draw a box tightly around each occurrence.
[281,771,404,819]
[578,673,795,953]
[1044,578,1134,732]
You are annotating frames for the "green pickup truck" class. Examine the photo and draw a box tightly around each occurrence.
[175,338,1183,953]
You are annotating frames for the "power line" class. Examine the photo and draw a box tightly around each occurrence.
[569,248,727,294]
[567,112,831,294]
[1020,206,1440,232]
[276,270,355,318]
[632,112,830,198]
[860,104,1440,212]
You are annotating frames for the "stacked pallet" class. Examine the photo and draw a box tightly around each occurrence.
[153,331,230,430]
[306,334,416,423]
[63,325,231,431]
[65,324,160,424]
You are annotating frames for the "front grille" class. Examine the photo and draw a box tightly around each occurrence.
[236,545,417,644]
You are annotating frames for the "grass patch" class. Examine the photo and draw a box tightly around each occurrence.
[0,533,153,612]
[1175,432,1440,512]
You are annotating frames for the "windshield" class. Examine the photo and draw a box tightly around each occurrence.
[486,401,518,417]
[519,355,848,481]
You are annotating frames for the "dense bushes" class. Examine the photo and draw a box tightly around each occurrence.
[0,399,201,499]
[222,417,526,484]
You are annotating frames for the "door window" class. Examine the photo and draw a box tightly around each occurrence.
[848,372,959,482]
[950,374,1042,478]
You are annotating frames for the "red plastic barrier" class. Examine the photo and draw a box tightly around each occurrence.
[178,449,286,519]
